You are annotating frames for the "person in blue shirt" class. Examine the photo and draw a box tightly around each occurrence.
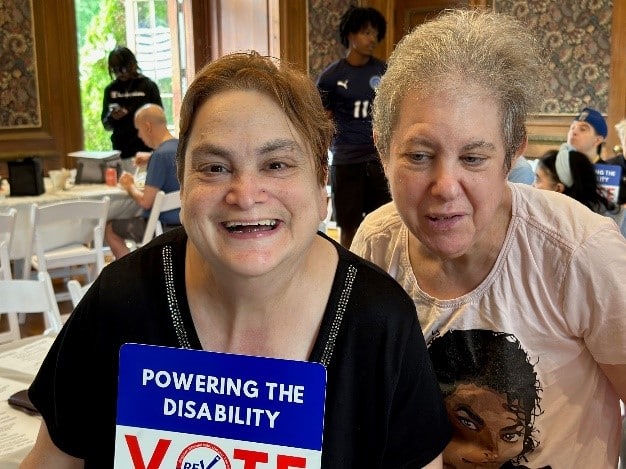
[104,103,180,259]
[508,155,535,184]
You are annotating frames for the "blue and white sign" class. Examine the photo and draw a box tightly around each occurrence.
[594,164,622,204]
[114,343,327,469]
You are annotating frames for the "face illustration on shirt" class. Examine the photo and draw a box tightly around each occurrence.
[443,383,526,468]
[428,329,543,469]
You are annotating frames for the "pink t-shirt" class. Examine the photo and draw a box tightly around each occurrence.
[352,183,626,468]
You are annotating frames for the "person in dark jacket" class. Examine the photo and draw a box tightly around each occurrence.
[101,45,162,172]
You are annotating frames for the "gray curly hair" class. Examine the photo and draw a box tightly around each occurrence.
[372,9,546,172]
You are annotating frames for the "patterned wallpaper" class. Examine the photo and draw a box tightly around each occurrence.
[0,0,40,129]
[308,0,354,80]
[495,0,613,115]
[308,0,614,115]
[0,0,614,127]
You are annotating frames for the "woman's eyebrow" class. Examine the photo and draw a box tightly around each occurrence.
[188,139,302,161]
[189,142,228,159]
[461,140,497,153]
[258,138,301,154]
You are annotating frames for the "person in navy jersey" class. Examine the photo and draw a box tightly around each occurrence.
[316,6,391,248]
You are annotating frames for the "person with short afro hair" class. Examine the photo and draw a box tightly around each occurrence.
[316,6,391,248]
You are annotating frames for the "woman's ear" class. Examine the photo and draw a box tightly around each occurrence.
[516,135,529,158]
[318,184,330,222]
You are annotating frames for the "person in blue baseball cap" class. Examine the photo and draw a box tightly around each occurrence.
[567,107,608,163]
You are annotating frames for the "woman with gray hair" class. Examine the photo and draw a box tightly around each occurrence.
[353,9,626,468]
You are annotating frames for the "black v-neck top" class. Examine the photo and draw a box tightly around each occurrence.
[29,228,450,467]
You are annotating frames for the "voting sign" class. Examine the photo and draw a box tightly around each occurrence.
[594,164,622,204]
[114,344,327,468]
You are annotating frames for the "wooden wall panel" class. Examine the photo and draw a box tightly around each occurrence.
[280,0,308,72]
[607,0,626,152]
[190,0,282,72]
[0,0,82,173]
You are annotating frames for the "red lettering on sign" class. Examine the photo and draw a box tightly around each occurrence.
[233,449,269,468]
[277,454,307,468]
[232,449,308,468]
[124,434,172,469]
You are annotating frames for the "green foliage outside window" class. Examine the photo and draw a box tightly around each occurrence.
[75,0,175,150]
[75,0,126,151]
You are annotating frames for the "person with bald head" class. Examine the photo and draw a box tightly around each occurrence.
[104,103,181,259]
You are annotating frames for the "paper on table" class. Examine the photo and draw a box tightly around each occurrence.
[0,376,40,457]
[134,166,147,189]
[0,336,55,378]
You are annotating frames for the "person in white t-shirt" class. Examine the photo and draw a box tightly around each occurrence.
[351,9,626,468]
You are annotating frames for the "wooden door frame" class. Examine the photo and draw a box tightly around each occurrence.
[607,0,626,149]
[190,0,308,74]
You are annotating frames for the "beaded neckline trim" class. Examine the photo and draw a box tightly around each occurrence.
[320,264,356,367]
[164,244,356,365]
[164,245,191,349]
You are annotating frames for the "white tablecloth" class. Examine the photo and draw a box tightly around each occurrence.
[0,183,140,263]
[0,335,55,467]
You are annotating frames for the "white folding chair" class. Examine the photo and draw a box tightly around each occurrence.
[0,209,17,280]
[318,185,333,233]
[0,210,19,341]
[129,190,181,250]
[67,278,93,308]
[0,271,63,343]
[143,190,181,243]
[24,197,110,303]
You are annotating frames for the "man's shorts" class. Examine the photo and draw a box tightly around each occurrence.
[110,217,148,243]
[330,159,391,231]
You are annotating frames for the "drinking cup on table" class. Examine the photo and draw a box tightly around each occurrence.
[105,167,118,186]
[49,170,70,192]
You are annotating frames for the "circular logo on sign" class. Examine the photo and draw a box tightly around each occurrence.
[176,441,231,469]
